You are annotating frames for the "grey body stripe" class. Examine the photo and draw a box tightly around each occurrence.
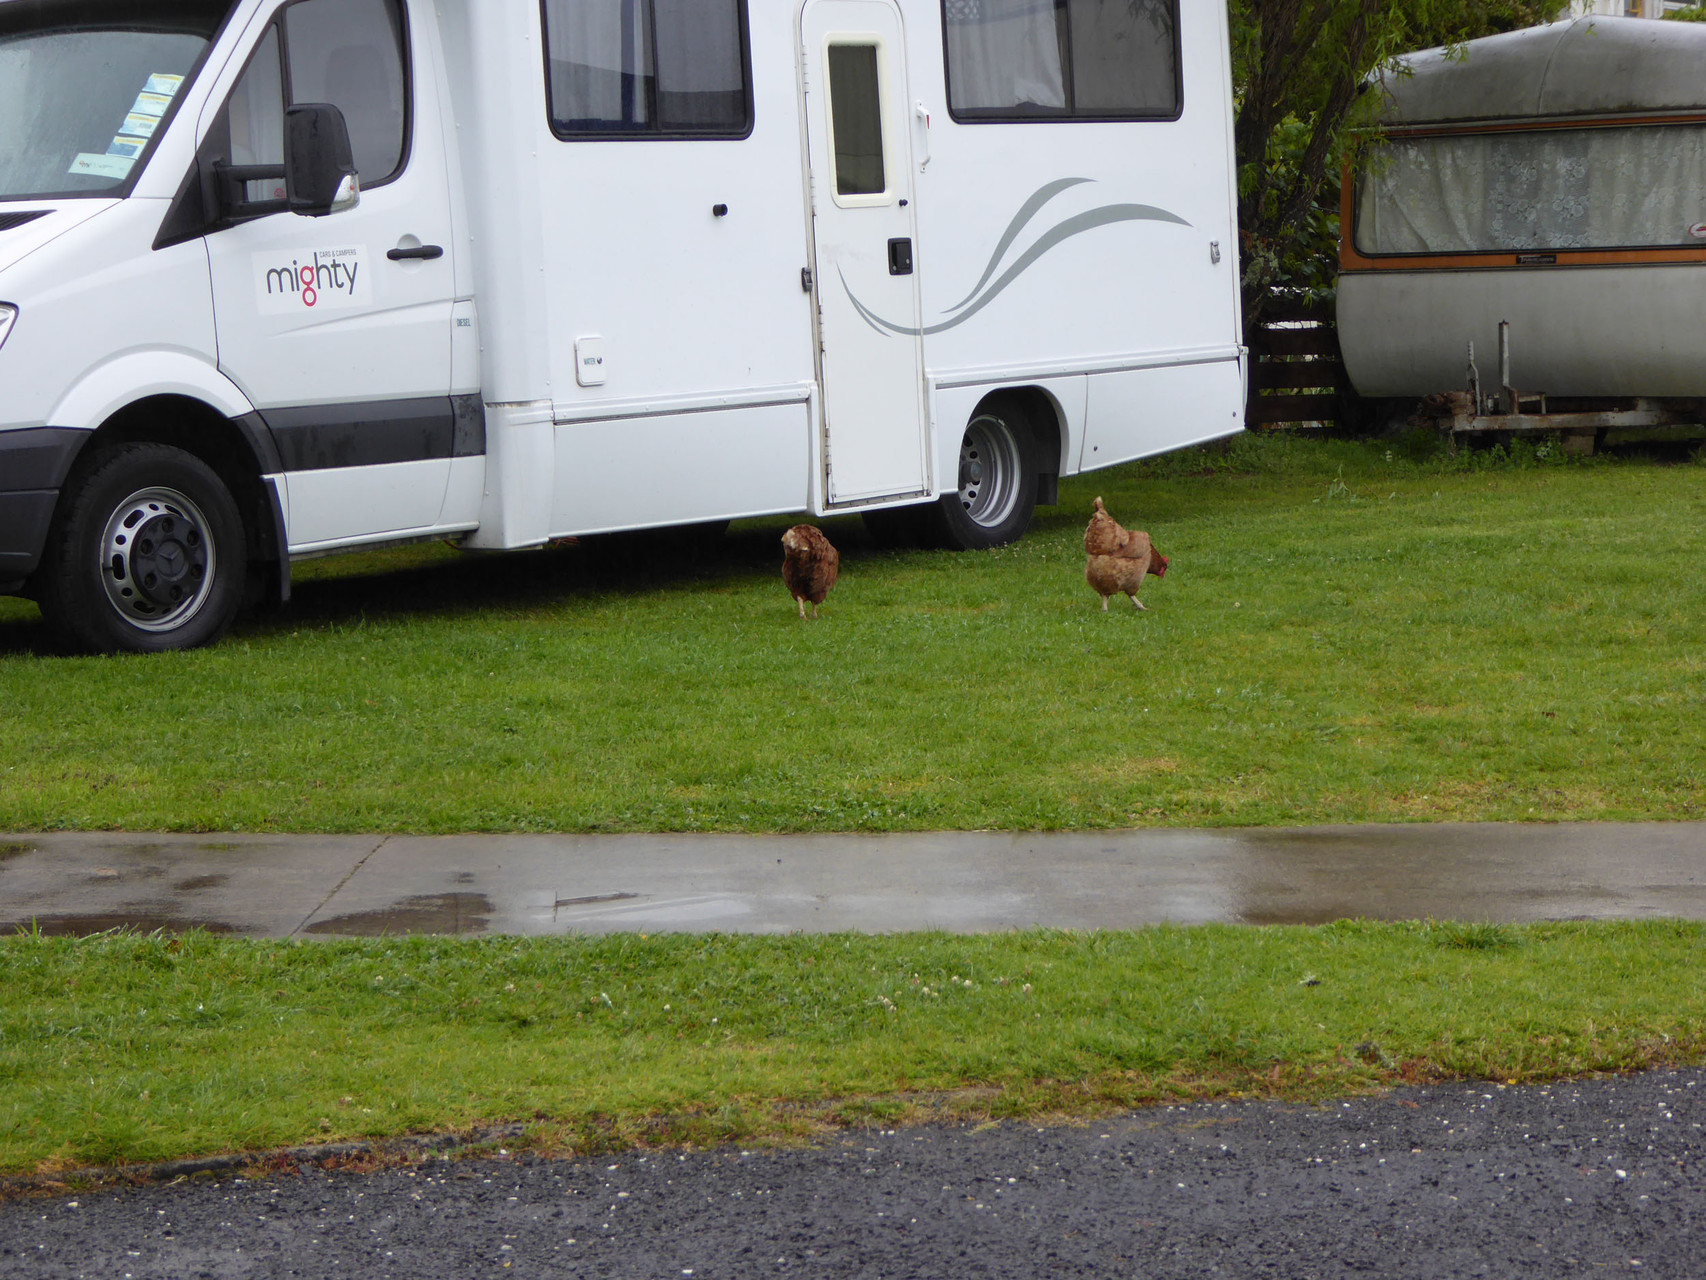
[941,177,1094,314]
[844,202,1193,337]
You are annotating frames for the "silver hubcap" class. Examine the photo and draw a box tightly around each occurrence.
[99,486,217,632]
[957,414,1022,528]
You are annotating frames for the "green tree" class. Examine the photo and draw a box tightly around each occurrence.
[1231,0,1563,338]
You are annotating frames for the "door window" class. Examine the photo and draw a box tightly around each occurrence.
[205,0,408,216]
[226,26,284,202]
[282,0,408,184]
[826,42,887,201]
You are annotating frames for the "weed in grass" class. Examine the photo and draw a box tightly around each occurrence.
[1426,921,1520,951]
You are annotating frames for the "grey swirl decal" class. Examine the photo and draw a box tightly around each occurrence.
[844,194,1192,337]
[942,176,1094,314]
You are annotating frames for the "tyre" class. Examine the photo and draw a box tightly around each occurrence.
[37,443,248,654]
[932,406,1037,550]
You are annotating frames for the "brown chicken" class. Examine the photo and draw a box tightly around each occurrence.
[1083,498,1167,611]
[781,525,839,619]
[1084,496,1155,559]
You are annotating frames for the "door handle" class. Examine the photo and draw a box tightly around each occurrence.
[387,244,444,261]
[888,238,913,276]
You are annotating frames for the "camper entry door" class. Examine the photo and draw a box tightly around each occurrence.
[801,0,931,507]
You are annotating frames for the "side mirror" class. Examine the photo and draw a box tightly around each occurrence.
[285,103,360,217]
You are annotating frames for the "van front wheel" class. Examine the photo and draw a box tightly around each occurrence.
[38,444,247,654]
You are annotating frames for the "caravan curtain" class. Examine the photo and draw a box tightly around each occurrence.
[544,0,747,133]
[546,0,652,128]
[943,0,1066,114]
[1357,124,1706,254]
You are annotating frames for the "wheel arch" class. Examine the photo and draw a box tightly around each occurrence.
[968,386,1065,506]
[54,394,289,605]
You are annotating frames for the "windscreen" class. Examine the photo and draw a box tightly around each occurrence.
[0,0,235,201]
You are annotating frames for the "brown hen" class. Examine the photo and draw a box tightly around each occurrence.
[781,525,839,619]
[1084,496,1153,559]
[1083,498,1167,611]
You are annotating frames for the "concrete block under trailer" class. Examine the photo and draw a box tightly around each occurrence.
[0,0,1245,653]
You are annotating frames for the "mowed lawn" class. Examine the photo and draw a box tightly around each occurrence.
[1,435,1702,833]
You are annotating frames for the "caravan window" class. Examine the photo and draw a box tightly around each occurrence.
[543,0,752,139]
[942,0,1180,122]
[1356,124,1706,256]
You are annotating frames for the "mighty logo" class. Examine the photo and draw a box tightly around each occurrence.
[253,246,368,314]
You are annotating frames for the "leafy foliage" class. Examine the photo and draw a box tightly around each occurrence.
[1231,0,1565,336]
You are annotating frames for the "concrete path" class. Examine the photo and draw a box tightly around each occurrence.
[2,822,1704,937]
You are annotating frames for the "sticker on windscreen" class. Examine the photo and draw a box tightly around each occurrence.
[254,247,369,314]
[68,153,136,179]
[68,75,183,179]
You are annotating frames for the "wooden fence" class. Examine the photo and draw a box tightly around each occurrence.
[1245,297,1348,429]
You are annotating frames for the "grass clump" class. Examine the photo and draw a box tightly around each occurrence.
[1,432,1703,833]
[3,920,1705,1175]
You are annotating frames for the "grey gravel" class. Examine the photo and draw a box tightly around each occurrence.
[5,1070,1703,1278]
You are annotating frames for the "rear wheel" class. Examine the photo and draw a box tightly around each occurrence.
[37,444,247,654]
[933,407,1037,550]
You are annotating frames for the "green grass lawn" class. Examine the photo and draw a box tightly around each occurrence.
[1,433,1702,832]
[4,921,1704,1176]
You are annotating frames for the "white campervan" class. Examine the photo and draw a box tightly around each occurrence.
[0,0,1244,652]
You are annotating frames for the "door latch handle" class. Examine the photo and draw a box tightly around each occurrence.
[888,238,913,276]
[387,244,444,261]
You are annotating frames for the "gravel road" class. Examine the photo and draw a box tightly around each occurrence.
[4,1070,1701,1278]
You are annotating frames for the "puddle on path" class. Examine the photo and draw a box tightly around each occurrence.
[174,874,231,892]
[305,892,494,936]
[1,913,239,937]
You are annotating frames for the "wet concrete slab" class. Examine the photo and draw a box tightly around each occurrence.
[0,832,381,937]
[2,823,1703,939]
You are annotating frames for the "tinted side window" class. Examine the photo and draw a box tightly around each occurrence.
[543,0,752,138]
[943,0,1179,122]
[1066,0,1176,116]
[284,0,409,183]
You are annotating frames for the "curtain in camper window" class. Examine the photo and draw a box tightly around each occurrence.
[943,0,1179,120]
[544,0,750,136]
[943,0,1065,114]
[1356,125,1706,255]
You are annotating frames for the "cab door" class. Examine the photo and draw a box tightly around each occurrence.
[801,0,931,507]
[200,0,459,548]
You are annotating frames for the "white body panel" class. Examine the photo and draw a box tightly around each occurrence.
[0,0,1245,569]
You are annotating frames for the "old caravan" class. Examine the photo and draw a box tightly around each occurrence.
[1340,17,1706,424]
[0,0,1244,652]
